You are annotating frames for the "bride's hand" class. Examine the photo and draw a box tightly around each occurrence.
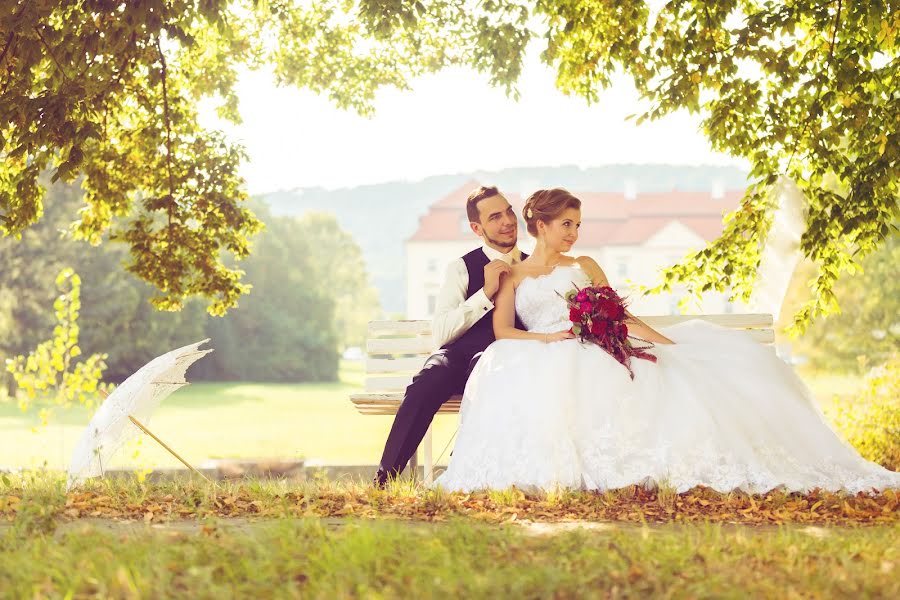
[542,330,576,343]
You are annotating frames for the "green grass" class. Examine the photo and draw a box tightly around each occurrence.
[0,361,461,470]
[2,474,897,597]
[0,363,863,471]
[1,516,898,598]
[796,367,866,406]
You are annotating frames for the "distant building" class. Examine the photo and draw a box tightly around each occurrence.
[406,180,750,319]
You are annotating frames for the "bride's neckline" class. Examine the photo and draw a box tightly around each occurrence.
[515,263,582,289]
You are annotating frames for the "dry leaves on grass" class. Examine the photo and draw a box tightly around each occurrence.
[2,484,899,526]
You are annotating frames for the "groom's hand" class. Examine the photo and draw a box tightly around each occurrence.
[483,260,512,301]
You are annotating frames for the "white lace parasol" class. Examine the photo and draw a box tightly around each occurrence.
[66,339,213,490]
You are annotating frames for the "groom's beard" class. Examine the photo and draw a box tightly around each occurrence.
[484,232,516,249]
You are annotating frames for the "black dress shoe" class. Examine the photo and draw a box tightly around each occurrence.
[373,463,404,489]
[373,467,390,489]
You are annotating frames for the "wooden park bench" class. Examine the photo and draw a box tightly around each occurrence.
[351,314,775,484]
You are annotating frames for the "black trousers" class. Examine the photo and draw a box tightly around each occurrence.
[378,348,481,475]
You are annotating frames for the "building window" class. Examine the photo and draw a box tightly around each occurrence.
[460,215,472,233]
[427,294,437,315]
[427,258,439,274]
[724,300,734,314]
[617,261,628,278]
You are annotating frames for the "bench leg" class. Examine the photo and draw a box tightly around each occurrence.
[424,424,434,485]
[408,448,418,481]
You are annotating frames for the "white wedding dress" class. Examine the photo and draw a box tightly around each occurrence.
[433,265,900,494]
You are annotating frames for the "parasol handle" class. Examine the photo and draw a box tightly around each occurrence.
[128,415,212,484]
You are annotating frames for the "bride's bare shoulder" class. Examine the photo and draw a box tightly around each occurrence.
[574,256,609,284]
[574,255,602,271]
[508,262,527,288]
[510,260,545,289]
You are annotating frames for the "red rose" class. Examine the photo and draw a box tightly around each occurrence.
[569,308,581,322]
[579,301,592,315]
[599,299,616,318]
[576,290,588,302]
[590,319,608,336]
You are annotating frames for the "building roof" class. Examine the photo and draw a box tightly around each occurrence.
[408,181,743,245]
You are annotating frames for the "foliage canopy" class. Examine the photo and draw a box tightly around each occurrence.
[2,1,897,327]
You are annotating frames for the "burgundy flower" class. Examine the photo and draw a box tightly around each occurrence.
[590,319,608,336]
[559,284,656,380]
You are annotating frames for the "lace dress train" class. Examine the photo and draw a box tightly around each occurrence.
[433,265,900,494]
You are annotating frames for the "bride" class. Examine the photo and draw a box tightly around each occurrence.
[433,188,900,494]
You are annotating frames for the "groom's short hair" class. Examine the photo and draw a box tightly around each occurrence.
[466,186,501,223]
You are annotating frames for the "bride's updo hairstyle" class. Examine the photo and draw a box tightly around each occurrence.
[522,188,582,237]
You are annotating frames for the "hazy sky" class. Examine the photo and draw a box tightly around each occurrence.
[201,54,748,195]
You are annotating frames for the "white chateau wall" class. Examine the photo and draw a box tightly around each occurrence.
[599,224,746,316]
[406,240,476,320]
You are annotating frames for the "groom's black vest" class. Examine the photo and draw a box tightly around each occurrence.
[441,248,528,357]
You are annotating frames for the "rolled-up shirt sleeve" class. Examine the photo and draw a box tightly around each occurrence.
[431,258,494,348]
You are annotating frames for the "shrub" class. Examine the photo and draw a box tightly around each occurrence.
[827,354,900,470]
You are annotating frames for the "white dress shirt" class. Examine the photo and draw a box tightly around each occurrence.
[431,244,522,349]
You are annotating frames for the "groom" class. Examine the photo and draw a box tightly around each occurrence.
[374,185,526,487]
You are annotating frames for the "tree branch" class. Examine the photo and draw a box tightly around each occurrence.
[785,0,842,174]
[0,31,15,68]
[100,33,138,140]
[34,25,72,81]
[155,36,176,238]
[0,2,27,69]
[828,0,842,64]
[0,31,17,97]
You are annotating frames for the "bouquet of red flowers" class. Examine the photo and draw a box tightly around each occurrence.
[559,284,657,379]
